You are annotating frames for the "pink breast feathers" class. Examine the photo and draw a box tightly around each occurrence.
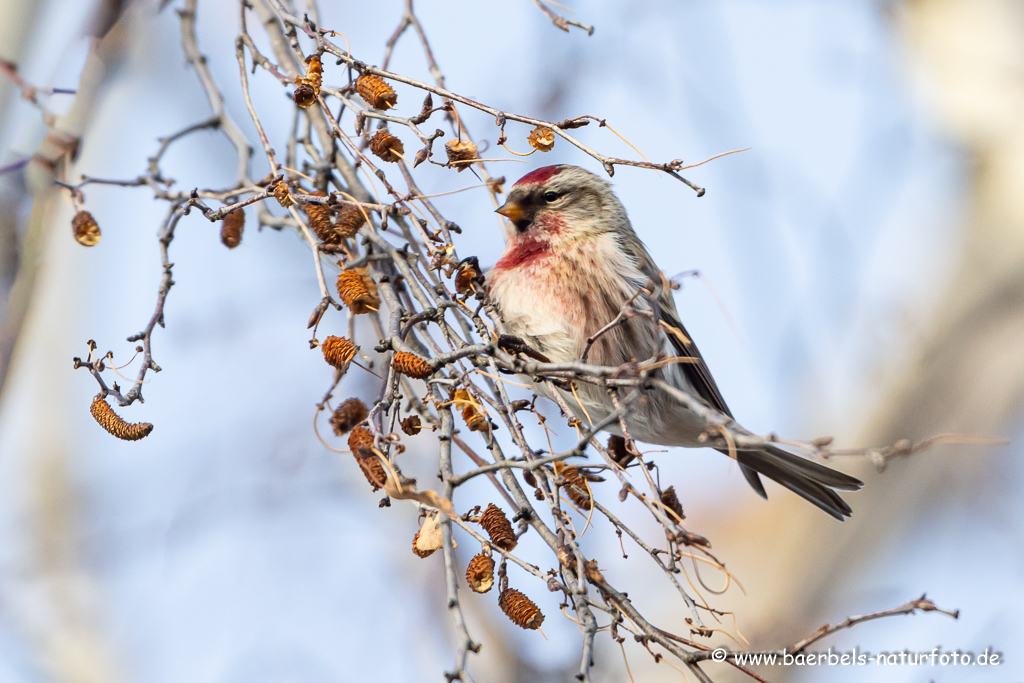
[493,238,551,270]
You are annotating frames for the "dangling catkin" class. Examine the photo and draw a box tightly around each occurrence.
[90,397,153,441]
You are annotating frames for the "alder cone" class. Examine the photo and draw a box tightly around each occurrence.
[370,130,404,163]
[466,553,495,593]
[555,462,591,509]
[330,398,368,435]
[293,54,323,108]
[336,270,380,314]
[445,139,477,171]
[90,397,153,441]
[72,210,101,247]
[333,203,365,239]
[527,126,555,152]
[499,588,544,630]
[392,351,432,380]
[400,415,422,436]
[479,503,516,551]
[220,209,244,248]
[321,335,358,369]
[348,426,386,491]
[303,191,337,243]
[355,73,397,110]
[660,485,685,522]
[273,182,295,208]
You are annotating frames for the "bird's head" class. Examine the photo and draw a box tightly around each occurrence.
[495,165,630,245]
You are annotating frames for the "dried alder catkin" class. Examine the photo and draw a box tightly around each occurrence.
[466,553,495,593]
[527,126,555,152]
[321,335,358,370]
[391,351,432,380]
[369,130,404,163]
[355,73,397,110]
[220,209,244,249]
[348,426,386,491]
[336,270,380,314]
[479,503,516,551]
[90,397,153,441]
[454,257,482,296]
[499,588,544,630]
[330,398,368,436]
[292,54,323,108]
[72,210,101,247]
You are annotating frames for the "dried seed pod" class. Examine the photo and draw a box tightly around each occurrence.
[479,503,516,551]
[329,398,368,436]
[369,130,404,163]
[321,335,358,370]
[413,511,443,558]
[499,588,544,630]
[333,203,365,239]
[660,485,685,522]
[220,209,244,249]
[303,191,337,243]
[355,73,397,110]
[293,54,323,108]
[452,388,488,432]
[400,415,422,436]
[554,461,591,509]
[348,426,387,491]
[527,126,555,152]
[90,397,153,441]
[392,351,432,380]
[454,257,482,296]
[445,138,477,171]
[336,269,380,314]
[608,434,635,467]
[466,553,495,593]
[72,210,101,247]
[272,182,295,208]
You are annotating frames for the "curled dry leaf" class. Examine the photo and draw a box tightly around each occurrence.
[412,511,444,558]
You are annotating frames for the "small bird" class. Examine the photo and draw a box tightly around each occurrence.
[486,165,862,519]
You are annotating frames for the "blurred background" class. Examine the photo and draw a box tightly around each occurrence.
[0,0,1021,681]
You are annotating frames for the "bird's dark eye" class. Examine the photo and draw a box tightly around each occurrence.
[543,191,561,203]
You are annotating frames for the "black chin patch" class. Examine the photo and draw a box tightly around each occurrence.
[513,219,532,232]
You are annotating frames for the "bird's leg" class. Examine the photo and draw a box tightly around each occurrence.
[496,334,551,363]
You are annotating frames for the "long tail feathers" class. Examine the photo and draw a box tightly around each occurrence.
[729,446,863,521]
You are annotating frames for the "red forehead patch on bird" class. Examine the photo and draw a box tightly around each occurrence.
[514,166,563,187]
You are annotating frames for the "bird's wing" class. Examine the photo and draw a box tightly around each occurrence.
[617,232,770,497]
[616,232,733,419]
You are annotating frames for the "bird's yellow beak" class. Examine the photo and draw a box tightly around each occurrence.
[495,200,525,224]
